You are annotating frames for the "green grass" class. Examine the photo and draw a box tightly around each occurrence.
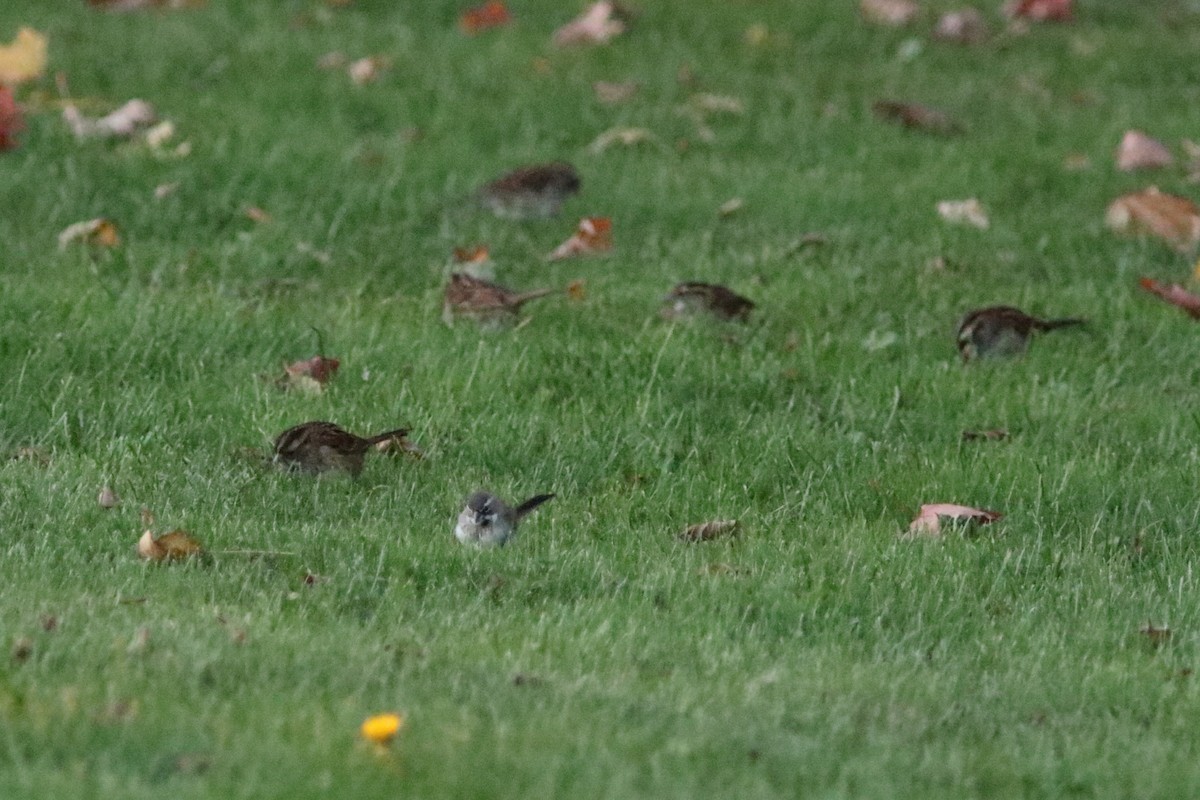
[3,0,1200,796]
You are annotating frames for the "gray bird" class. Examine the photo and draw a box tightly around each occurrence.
[454,491,555,546]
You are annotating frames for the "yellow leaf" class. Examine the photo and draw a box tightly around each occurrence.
[0,27,48,86]
[360,713,404,744]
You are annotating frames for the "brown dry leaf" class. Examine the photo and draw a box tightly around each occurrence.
[1138,277,1200,320]
[373,432,424,459]
[137,529,203,562]
[587,126,658,154]
[962,429,1008,441]
[243,206,272,224]
[1004,0,1072,21]
[1115,130,1173,172]
[11,446,49,465]
[566,278,587,302]
[678,519,739,542]
[0,27,48,86]
[0,85,24,151]
[593,80,638,105]
[932,8,989,43]
[459,1,511,34]
[58,218,120,249]
[547,217,613,261]
[872,100,962,135]
[278,355,341,393]
[860,0,919,27]
[63,99,156,140]
[1106,188,1200,252]
[1140,622,1172,647]
[937,198,989,229]
[552,1,626,47]
[907,503,1002,538]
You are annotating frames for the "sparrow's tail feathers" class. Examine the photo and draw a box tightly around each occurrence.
[1038,317,1086,332]
[514,493,555,519]
[511,288,556,308]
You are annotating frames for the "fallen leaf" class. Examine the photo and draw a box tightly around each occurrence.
[743,23,772,47]
[63,99,157,140]
[593,80,638,105]
[0,85,24,151]
[11,446,49,464]
[932,8,989,43]
[243,206,272,224]
[937,198,990,229]
[88,0,206,9]
[678,519,739,542]
[1004,0,1072,21]
[872,99,962,135]
[360,713,404,745]
[348,56,389,85]
[58,218,120,249]
[587,126,658,154]
[1106,187,1200,252]
[962,429,1008,441]
[372,431,424,459]
[907,503,1002,537]
[553,1,626,47]
[459,1,511,34]
[98,486,120,508]
[1138,277,1200,320]
[137,529,203,562]
[451,244,494,279]
[278,357,340,393]
[717,197,744,218]
[557,278,585,303]
[154,182,179,200]
[690,93,745,115]
[860,0,919,27]
[1115,130,1173,172]
[0,27,48,86]
[547,217,613,261]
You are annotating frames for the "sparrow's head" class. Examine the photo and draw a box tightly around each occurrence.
[466,491,499,528]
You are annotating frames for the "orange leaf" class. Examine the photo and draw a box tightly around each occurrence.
[1138,277,1200,320]
[459,1,511,34]
[137,529,203,562]
[907,503,1002,537]
[0,85,24,151]
[566,279,587,302]
[1005,0,1073,21]
[1106,188,1200,252]
[452,245,490,265]
[57,218,120,249]
[547,217,613,261]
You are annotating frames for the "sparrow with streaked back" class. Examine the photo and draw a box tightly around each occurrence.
[273,421,409,476]
[956,305,1085,362]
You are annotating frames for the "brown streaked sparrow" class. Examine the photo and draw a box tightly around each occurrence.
[455,491,554,547]
[442,272,556,327]
[476,162,581,220]
[661,282,756,322]
[956,305,1085,362]
[272,421,409,476]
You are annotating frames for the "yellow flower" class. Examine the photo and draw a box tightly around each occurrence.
[360,713,404,745]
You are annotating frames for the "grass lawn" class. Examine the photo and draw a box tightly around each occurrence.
[3,0,1200,796]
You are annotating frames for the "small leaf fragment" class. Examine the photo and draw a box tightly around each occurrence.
[593,80,638,105]
[932,9,989,43]
[1115,130,1173,172]
[0,27,48,86]
[588,126,658,154]
[459,1,511,34]
[1138,277,1200,320]
[547,217,613,261]
[277,355,340,392]
[98,486,120,508]
[937,198,990,229]
[860,0,918,26]
[58,218,120,249]
[360,713,405,745]
[565,278,587,302]
[1107,188,1200,252]
[717,197,745,218]
[0,85,25,151]
[553,1,627,47]
[872,99,962,135]
[678,519,739,542]
[63,99,156,140]
[1004,0,1073,21]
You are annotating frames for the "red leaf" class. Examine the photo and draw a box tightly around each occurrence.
[285,355,341,384]
[1138,277,1200,320]
[1006,0,1073,21]
[460,1,511,34]
[0,85,24,151]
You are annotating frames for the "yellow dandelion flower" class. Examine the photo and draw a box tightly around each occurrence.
[360,713,404,745]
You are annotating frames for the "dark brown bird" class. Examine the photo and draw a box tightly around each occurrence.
[476,162,581,220]
[272,421,409,476]
[442,272,556,327]
[661,282,756,322]
[956,305,1085,362]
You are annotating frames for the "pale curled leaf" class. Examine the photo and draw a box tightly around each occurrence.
[678,519,739,542]
[0,27,48,85]
[937,198,989,229]
[932,9,989,43]
[593,80,638,105]
[587,127,658,154]
[1106,188,1200,252]
[58,218,120,249]
[63,99,157,140]
[907,504,1002,537]
[1115,130,1173,172]
[860,0,919,27]
[552,1,626,47]
[98,486,120,508]
[547,217,613,261]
